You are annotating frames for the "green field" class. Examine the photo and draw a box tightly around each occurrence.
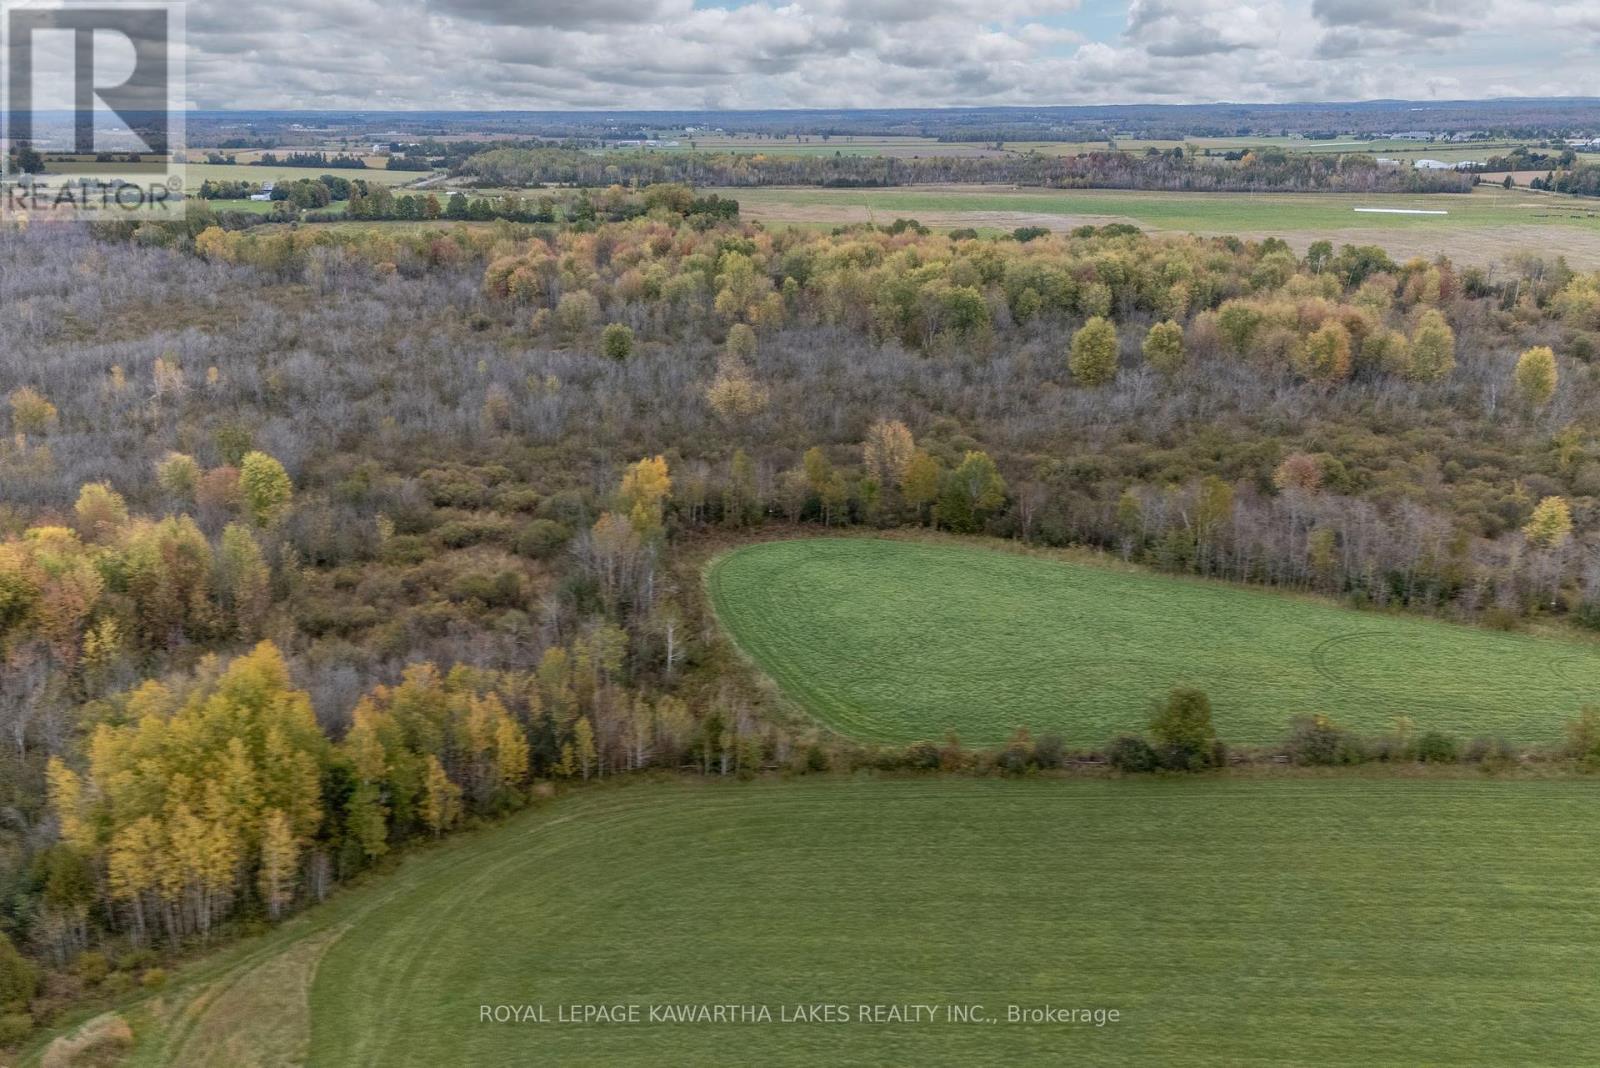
[724,183,1600,267]
[706,539,1600,746]
[196,197,297,215]
[726,183,1600,233]
[35,778,1600,1067]
[182,162,430,190]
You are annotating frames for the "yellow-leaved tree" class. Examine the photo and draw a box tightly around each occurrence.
[1524,496,1573,548]
[618,455,671,538]
[47,642,327,944]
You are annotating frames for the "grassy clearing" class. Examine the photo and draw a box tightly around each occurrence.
[726,183,1600,267]
[29,777,1600,1066]
[196,198,300,216]
[706,538,1600,746]
[725,183,1600,233]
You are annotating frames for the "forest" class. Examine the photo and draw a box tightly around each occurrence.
[455,145,1475,193]
[4,196,1600,1046]
[176,99,1600,146]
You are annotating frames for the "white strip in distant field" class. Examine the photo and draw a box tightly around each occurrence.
[1353,207,1449,215]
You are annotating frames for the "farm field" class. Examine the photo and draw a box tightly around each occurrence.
[182,162,430,190]
[706,538,1600,746]
[985,136,1369,156]
[191,148,391,166]
[660,133,1003,157]
[195,198,297,215]
[723,183,1600,266]
[656,135,1534,163]
[32,778,1600,1067]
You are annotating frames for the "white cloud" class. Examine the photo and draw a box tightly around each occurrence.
[1126,0,1283,57]
[169,0,1599,110]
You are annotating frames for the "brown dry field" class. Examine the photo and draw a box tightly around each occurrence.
[1477,171,1553,187]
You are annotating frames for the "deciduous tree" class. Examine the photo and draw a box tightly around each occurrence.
[1141,320,1185,377]
[1514,345,1558,409]
[239,451,293,526]
[1069,316,1118,386]
[1524,496,1573,547]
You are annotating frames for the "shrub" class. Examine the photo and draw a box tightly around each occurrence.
[937,732,969,772]
[1150,688,1219,770]
[1284,714,1364,766]
[115,948,156,973]
[997,745,1030,775]
[140,967,167,989]
[1565,707,1600,769]
[1464,736,1516,769]
[1031,732,1066,769]
[432,515,513,549]
[100,972,135,998]
[448,569,524,608]
[494,487,541,513]
[381,533,432,565]
[0,933,38,1010]
[513,518,572,560]
[294,598,384,639]
[1415,731,1460,764]
[1107,734,1158,773]
[0,1012,33,1046]
[73,951,110,986]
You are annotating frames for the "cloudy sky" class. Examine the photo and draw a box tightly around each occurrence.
[178,0,1600,110]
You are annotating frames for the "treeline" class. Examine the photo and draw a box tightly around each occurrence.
[187,180,738,229]
[39,629,699,955]
[1534,163,1600,198]
[319,184,737,226]
[455,146,1473,193]
[197,173,366,206]
[255,151,367,170]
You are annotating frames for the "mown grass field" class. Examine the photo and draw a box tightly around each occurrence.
[706,539,1600,746]
[194,198,312,215]
[33,778,1600,1067]
[725,183,1600,233]
[724,183,1600,267]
